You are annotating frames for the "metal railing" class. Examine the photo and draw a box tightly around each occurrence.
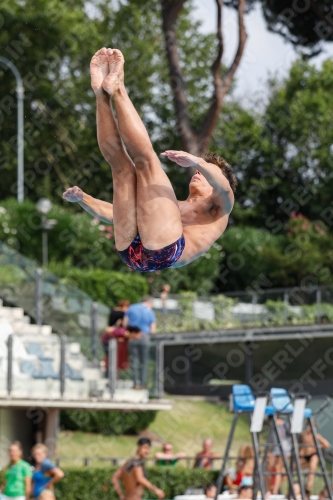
[0,241,109,341]
[152,285,333,333]
[53,454,333,490]
[2,240,333,344]
[2,334,160,400]
[54,455,224,468]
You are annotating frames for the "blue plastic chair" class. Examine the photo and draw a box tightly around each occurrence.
[270,387,312,417]
[20,360,38,377]
[27,342,53,361]
[217,385,277,499]
[34,360,59,379]
[65,363,84,381]
[233,384,275,415]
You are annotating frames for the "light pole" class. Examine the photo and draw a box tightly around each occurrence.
[0,56,24,202]
[36,198,57,267]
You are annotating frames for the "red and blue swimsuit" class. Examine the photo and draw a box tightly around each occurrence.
[117,234,185,272]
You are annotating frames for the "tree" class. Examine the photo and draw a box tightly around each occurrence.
[260,0,333,57]
[0,0,234,202]
[225,1,333,57]
[161,0,247,157]
[227,59,333,227]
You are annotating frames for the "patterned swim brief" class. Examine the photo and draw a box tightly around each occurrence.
[117,234,185,272]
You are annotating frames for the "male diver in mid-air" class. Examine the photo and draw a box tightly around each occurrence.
[63,48,237,272]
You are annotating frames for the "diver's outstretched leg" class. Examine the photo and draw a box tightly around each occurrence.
[91,48,138,251]
[103,48,183,251]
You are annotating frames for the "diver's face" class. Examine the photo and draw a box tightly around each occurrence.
[138,444,151,459]
[189,170,213,196]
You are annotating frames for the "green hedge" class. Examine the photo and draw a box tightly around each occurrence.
[55,467,218,500]
[60,410,157,435]
[58,268,149,305]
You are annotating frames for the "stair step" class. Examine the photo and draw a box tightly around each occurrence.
[116,379,134,389]
[0,307,24,319]
[82,368,102,380]
[103,388,149,403]
[13,324,52,336]
[10,317,31,326]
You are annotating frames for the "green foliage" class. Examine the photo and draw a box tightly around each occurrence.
[3,19,333,295]
[55,467,218,500]
[0,0,218,203]
[0,264,26,284]
[0,197,222,295]
[148,242,223,295]
[60,410,157,435]
[50,267,148,305]
[0,198,122,270]
[218,220,333,292]
[226,59,333,228]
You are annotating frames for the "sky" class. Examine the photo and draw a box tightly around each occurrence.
[192,0,333,104]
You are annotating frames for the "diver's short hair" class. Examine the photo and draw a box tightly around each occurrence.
[204,152,237,193]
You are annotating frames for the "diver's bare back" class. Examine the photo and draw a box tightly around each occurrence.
[120,459,144,500]
[173,197,229,267]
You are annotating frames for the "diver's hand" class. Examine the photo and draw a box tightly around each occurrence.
[161,150,199,168]
[62,186,84,202]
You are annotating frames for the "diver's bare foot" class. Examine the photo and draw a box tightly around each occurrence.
[102,48,125,95]
[90,48,109,98]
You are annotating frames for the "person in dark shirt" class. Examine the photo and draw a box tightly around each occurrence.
[102,300,130,376]
[109,300,130,327]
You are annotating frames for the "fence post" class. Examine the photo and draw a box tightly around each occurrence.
[60,335,66,397]
[35,268,43,329]
[245,341,253,384]
[155,341,164,399]
[91,301,98,362]
[7,334,13,396]
[108,338,117,398]
[251,292,257,321]
[284,292,289,322]
[316,288,322,324]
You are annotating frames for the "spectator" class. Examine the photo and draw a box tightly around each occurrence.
[203,484,217,499]
[154,443,186,466]
[160,285,171,312]
[293,483,302,500]
[193,439,220,470]
[101,300,131,376]
[271,416,292,495]
[103,326,142,374]
[109,300,130,327]
[264,451,276,495]
[237,486,253,499]
[124,296,156,389]
[319,487,330,500]
[300,421,330,496]
[1,441,32,500]
[237,445,254,479]
[31,444,64,500]
[223,458,245,492]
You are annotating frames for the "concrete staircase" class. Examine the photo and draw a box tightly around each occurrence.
[0,299,149,403]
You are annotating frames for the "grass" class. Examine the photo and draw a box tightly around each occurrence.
[58,399,252,467]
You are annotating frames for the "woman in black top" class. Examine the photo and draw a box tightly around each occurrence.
[109,299,130,326]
